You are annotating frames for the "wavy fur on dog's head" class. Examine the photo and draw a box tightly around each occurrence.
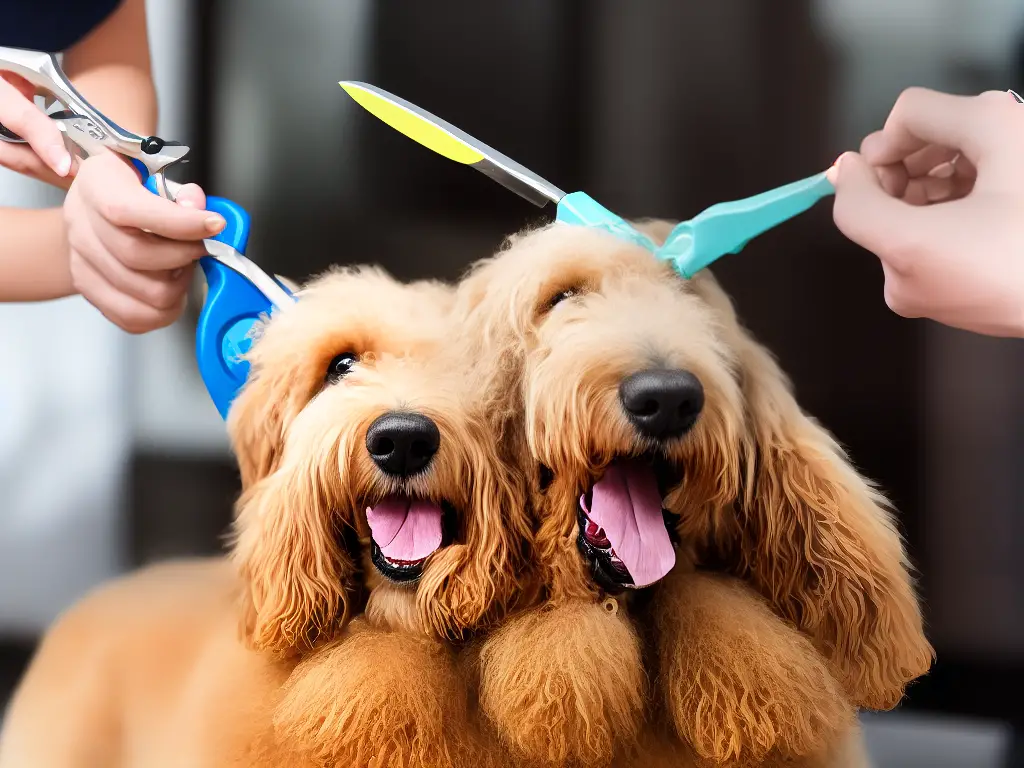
[458,222,932,709]
[227,266,528,656]
[457,224,744,603]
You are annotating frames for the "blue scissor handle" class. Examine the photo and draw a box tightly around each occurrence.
[195,253,275,419]
[142,175,283,419]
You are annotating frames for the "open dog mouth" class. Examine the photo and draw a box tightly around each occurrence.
[366,496,456,584]
[575,455,683,594]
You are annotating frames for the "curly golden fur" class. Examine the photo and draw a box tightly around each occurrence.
[0,267,528,768]
[631,221,934,712]
[645,570,853,766]
[225,266,531,766]
[0,235,932,768]
[454,222,932,766]
[273,626,473,767]
[477,597,645,766]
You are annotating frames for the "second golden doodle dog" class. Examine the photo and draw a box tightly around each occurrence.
[0,267,528,768]
[455,223,933,767]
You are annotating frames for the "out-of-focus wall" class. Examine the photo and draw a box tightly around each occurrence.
[0,134,127,634]
[0,0,196,637]
[131,0,226,458]
[0,169,127,635]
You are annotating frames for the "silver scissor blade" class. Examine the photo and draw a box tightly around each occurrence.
[0,45,192,177]
[341,81,566,208]
[156,177,295,310]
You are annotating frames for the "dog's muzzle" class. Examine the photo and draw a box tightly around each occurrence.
[618,368,704,441]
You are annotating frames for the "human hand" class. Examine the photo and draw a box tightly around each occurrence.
[828,87,1024,337]
[64,151,226,334]
[0,71,75,187]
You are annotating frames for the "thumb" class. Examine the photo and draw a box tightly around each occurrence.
[173,183,207,211]
[830,151,925,262]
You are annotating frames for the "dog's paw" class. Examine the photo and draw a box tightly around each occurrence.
[653,574,854,764]
[477,599,645,767]
[273,627,469,768]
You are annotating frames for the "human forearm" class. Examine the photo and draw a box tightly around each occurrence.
[63,0,157,137]
[0,206,72,301]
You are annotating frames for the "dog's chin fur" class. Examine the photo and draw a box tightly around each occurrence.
[455,222,932,766]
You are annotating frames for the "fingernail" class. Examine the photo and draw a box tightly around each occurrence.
[179,199,196,209]
[205,215,226,234]
[928,161,956,179]
[826,154,844,184]
[49,146,72,176]
[1010,89,1023,104]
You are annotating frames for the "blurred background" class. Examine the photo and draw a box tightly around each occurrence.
[2,1,1024,765]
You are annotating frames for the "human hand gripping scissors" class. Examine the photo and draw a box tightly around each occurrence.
[340,82,835,278]
[0,46,295,419]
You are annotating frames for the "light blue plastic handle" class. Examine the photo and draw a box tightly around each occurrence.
[142,175,286,419]
[659,171,835,278]
[554,174,834,280]
[556,191,659,252]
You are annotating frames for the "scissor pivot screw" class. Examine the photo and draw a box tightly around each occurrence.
[141,136,166,154]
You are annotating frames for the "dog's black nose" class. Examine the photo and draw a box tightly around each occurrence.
[619,368,704,440]
[366,412,441,477]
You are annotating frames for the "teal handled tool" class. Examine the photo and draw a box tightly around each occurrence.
[339,81,834,278]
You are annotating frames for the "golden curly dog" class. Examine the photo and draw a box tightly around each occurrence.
[0,267,528,768]
[455,222,932,767]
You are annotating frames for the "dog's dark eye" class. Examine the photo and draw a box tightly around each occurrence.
[326,352,358,383]
[548,287,580,310]
[538,464,554,492]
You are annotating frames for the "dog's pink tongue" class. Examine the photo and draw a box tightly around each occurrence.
[581,461,675,588]
[366,496,443,561]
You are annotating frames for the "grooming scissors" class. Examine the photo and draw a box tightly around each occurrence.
[0,45,295,419]
[340,81,835,278]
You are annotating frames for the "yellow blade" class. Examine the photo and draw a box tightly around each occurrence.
[340,81,483,165]
[339,81,564,207]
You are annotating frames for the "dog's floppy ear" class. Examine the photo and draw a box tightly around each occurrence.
[690,270,933,710]
[417,417,531,640]
[228,365,289,489]
[227,361,355,655]
[230,445,355,655]
[452,258,530,437]
[418,270,534,639]
[227,277,306,486]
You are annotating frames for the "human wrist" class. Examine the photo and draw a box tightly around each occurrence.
[32,207,76,300]
[0,207,76,302]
